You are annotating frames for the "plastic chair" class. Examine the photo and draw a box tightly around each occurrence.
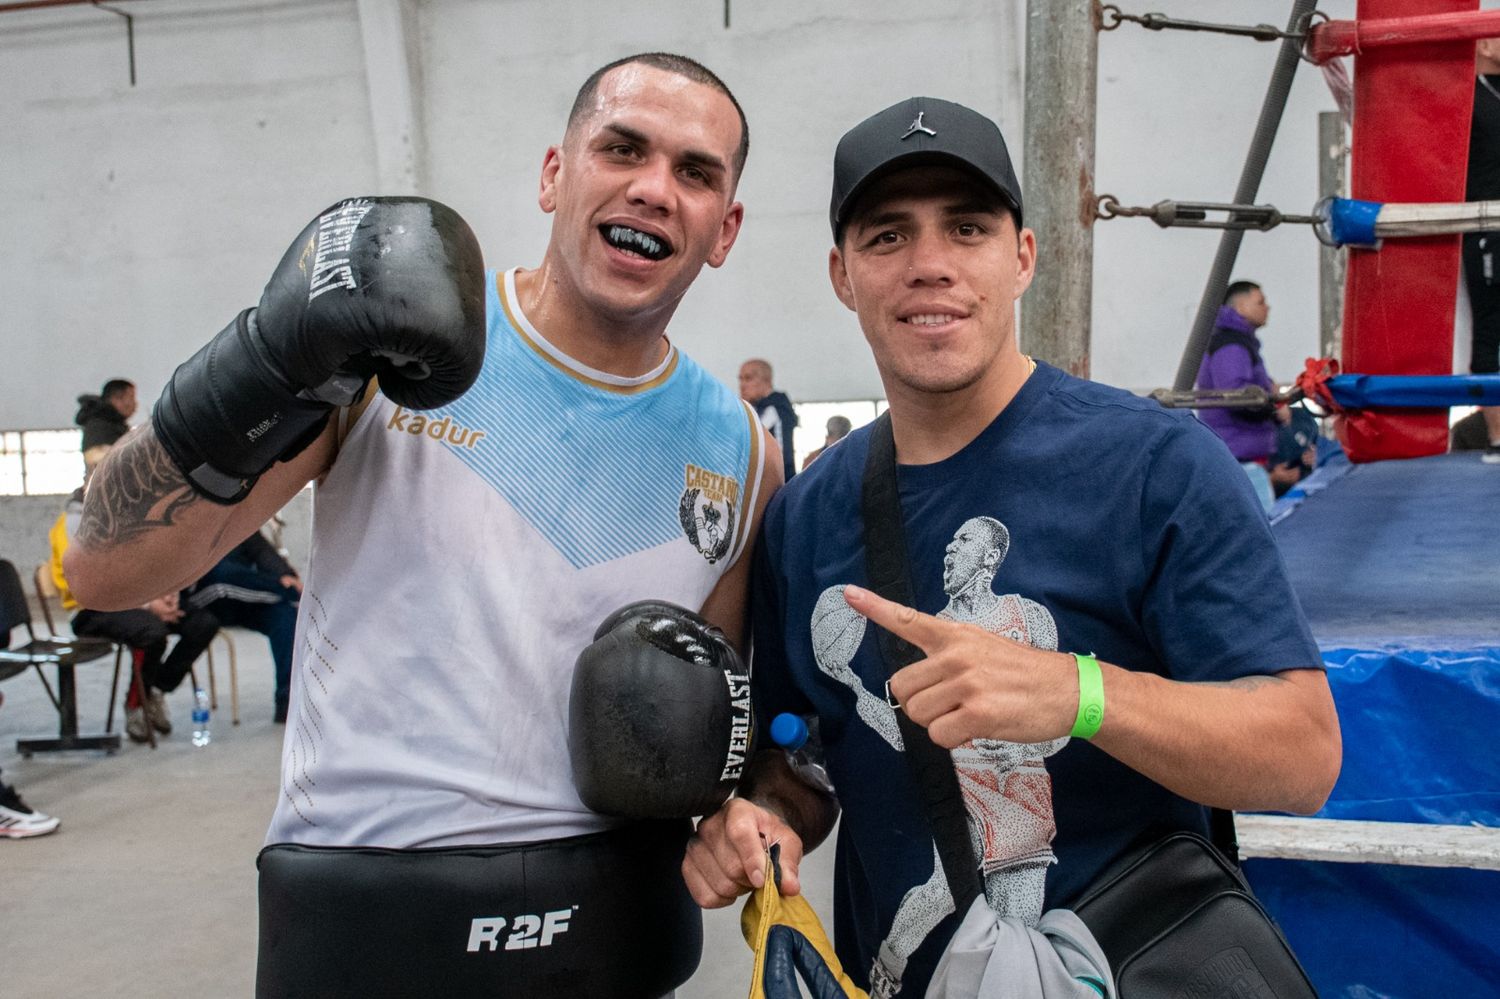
[0,558,131,754]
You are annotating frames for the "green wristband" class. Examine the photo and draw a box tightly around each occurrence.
[1070,653,1105,740]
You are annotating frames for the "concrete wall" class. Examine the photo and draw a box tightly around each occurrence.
[4,0,376,431]
[9,0,1474,430]
[0,496,70,577]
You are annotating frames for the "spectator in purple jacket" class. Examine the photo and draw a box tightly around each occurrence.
[1195,280,1287,511]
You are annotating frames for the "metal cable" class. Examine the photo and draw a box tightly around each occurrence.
[1096,196,1321,230]
[1098,5,1298,42]
[1171,0,1320,392]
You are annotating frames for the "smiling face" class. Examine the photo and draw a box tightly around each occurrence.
[828,165,1035,404]
[537,63,745,330]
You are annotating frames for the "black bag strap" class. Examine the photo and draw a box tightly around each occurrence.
[860,412,983,915]
[1210,806,1240,868]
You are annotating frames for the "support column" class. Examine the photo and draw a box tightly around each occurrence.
[1318,111,1348,362]
[357,0,425,195]
[1020,0,1097,377]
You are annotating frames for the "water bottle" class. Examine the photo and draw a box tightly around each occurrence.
[191,687,212,747]
[770,713,834,795]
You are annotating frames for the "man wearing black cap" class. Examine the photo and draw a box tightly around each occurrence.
[686,98,1341,997]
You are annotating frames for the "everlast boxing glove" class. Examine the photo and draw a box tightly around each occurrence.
[570,601,752,819]
[153,197,486,503]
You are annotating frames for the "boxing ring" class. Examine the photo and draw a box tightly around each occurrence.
[1237,449,1500,995]
[1072,2,1500,994]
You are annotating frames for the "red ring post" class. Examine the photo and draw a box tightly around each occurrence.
[1308,9,1500,64]
[1338,0,1476,462]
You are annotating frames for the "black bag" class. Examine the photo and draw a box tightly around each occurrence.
[1072,831,1318,998]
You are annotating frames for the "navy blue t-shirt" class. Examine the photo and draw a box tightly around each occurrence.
[750,361,1324,997]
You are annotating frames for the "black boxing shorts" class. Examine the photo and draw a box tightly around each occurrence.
[255,819,700,998]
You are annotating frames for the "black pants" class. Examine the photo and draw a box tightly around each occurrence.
[72,604,219,693]
[256,821,701,998]
[1462,231,1500,374]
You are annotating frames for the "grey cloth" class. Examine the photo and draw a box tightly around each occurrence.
[926,897,1114,999]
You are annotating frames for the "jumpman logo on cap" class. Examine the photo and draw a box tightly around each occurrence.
[901,111,936,140]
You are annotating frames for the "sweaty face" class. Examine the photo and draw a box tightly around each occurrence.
[540,64,745,326]
[829,166,1034,401]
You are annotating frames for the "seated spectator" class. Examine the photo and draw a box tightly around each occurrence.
[0,693,60,839]
[801,414,853,470]
[1451,408,1492,452]
[186,529,300,723]
[1194,280,1287,512]
[1269,403,1322,498]
[50,487,218,742]
[74,378,136,471]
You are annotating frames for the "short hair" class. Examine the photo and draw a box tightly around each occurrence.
[1223,280,1261,305]
[838,169,1014,248]
[826,415,852,440]
[566,52,749,180]
[101,379,134,399]
[741,358,772,381]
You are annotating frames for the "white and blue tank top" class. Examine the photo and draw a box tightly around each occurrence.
[266,267,764,847]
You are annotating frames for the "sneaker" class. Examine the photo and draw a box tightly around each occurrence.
[0,783,61,839]
[1483,444,1500,465]
[125,706,151,744]
[146,687,172,735]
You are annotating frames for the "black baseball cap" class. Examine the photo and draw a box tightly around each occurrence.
[829,97,1023,242]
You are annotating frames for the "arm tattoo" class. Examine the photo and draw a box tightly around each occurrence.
[76,427,203,549]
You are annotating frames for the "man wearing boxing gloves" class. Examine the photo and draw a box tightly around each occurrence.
[685,98,1340,997]
[67,53,780,998]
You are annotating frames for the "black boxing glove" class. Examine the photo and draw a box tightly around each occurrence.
[569,601,752,820]
[153,197,486,503]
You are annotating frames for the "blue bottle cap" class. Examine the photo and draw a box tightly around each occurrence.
[770,713,809,751]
